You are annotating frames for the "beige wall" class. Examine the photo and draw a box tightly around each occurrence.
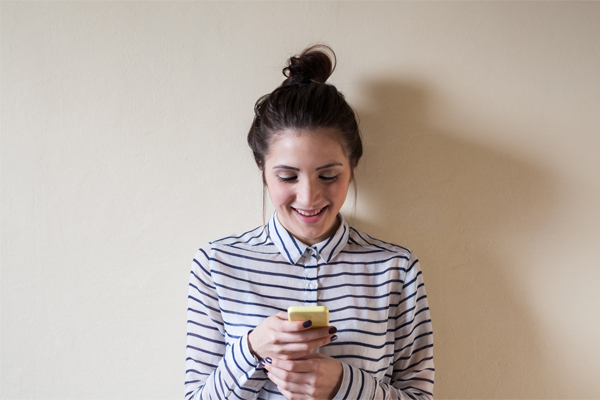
[2,2,599,398]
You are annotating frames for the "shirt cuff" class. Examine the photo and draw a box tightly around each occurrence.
[238,330,260,369]
[222,330,267,395]
[246,329,262,364]
[331,361,375,400]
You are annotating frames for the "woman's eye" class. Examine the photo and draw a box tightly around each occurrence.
[320,174,340,182]
[277,176,297,182]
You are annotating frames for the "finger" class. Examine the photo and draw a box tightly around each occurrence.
[277,319,314,333]
[268,357,316,373]
[267,341,315,359]
[297,330,337,352]
[271,312,312,334]
[276,325,336,342]
[264,358,319,385]
[275,311,289,321]
[279,332,337,357]
[270,335,337,359]
[265,328,333,352]
[267,366,311,392]
[277,387,308,400]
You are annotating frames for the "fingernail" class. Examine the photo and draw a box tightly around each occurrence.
[330,335,338,342]
[265,370,269,375]
[259,359,265,366]
[303,320,312,328]
[265,357,272,364]
[328,327,337,334]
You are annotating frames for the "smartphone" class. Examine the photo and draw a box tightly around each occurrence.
[287,306,329,328]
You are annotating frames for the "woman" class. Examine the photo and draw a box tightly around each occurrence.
[185,45,434,400]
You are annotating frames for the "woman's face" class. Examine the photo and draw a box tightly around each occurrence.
[263,128,353,246]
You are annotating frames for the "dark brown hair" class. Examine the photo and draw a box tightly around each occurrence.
[247,44,363,175]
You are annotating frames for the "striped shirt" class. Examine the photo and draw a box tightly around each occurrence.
[185,212,434,400]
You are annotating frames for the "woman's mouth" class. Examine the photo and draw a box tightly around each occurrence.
[294,207,326,216]
[292,206,328,222]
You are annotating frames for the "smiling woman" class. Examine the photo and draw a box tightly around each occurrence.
[264,129,353,246]
[185,45,434,400]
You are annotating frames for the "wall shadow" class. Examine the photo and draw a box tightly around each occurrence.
[350,80,561,398]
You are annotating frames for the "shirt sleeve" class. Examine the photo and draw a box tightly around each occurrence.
[332,252,435,400]
[185,246,268,400]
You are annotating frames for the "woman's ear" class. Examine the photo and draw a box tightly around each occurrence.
[260,168,268,187]
[350,167,356,183]
[257,159,266,183]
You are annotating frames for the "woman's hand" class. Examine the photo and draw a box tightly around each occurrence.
[263,353,343,400]
[248,311,337,361]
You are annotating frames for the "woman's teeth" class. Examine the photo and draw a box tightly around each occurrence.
[295,207,325,216]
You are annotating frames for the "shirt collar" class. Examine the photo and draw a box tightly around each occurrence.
[267,210,350,265]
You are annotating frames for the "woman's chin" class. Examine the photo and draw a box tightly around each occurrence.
[289,215,340,245]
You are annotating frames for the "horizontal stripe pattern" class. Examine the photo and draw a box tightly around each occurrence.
[185,212,434,400]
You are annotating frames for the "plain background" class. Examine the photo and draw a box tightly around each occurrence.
[2,1,600,399]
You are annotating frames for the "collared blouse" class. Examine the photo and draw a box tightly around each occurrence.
[185,212,434,400]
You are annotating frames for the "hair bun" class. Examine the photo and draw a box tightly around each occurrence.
[282,44,336,87]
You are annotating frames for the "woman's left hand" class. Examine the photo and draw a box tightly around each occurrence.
[263,353,343,400]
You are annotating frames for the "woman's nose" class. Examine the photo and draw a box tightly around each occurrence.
[297,178,321,206]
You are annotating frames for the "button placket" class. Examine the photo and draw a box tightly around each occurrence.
[303,247,319,304]
[301,248,311,304]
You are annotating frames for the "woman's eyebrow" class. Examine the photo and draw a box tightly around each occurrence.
[316,163,343,171]
[272,165,300,171]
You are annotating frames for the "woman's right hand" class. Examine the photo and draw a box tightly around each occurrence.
[248,311,337,361]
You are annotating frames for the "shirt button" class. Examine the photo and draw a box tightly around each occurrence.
[308,282,318,290]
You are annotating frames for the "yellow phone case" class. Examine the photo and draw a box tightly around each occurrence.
[287,306,329,327]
